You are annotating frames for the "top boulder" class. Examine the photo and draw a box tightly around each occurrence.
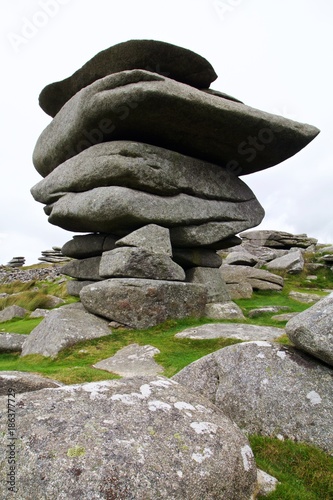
[39,39,218,117]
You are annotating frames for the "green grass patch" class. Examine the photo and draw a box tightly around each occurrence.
[250,435,333,499]
[0,317,44,334]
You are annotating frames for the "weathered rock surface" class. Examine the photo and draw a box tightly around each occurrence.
[32,141,258,205]
[62,233,117,258]
[99,247,185,281]
[39,39,218,117]
[240,230,318,249]
[0,376,258,499]
[204,302,245,320]
[67,279,99,296]
[257,469,279,497]
[0,371,62,396]
[173,248,222,268]
[272,312,300,322]
[21,303,111,358]
[0,305,27,322]
[289,291,322,304]
[224,250,258,266]
[29,308,50,318]
[33,70,319,177]
[173,342,333,453]
[186,267,230,303]
[248,306,290,318]
[0,333,28,352]
[80,279,207,329]
[116,223,173,256]
[266,249,304,274]
[286,294,333,366]
[221,265,284,298]
[93,344,164,377]
[61,256,102,280]
[175,324,283,342]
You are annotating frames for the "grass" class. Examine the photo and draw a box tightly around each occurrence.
[250,435,333,499]
[0,317,43,334]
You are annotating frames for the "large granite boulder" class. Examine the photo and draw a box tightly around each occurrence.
[220,265,284,298]
[240,230,318,249]
[21,303,111,358]
[39,39,218,117]
[80,279,207,329]
[0,333,28,352]
[62,233,117,258]
[116,223,173,255]
[173,342,333,453]
[0,371,62,396]
[266,249,304,274]
[33,70,319,177]
[0,376,257,499]
[286,294,333,366]
[186,267,230,303]
[61,256,102,280]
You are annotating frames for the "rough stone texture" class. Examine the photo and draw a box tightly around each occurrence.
[0,333,28,352]
[173,342,333,453]
[93,344,164,377]
[0,305,27,322]
[32,141,258,205]
[21,303,111,358]
[240,230,318,249]
[231,243,289,263]
[186,267,230,303]
[257,469,279,497]
[67,280,97,296]
[0,371,62,396]
[204,302,245,320]
[43,295,65,308]
[266,249,304,274]
[115,224,172,256]
[43,186,264,238]
[61,256,102,280]
[285,294,333,366]
[39,39,218,117]
[33,70,319,177]
[62,233,117,258]
[221,265,284,297]
[224,251,258,266]
[0,376,258,499]
[289,291,322,304]
[175,324,283,342]
[80,279,207,329]
[248,306,290,318]
[99,247,185,281]
[29,308,50,318]
[173,248,222,269]
[272,312,300,322]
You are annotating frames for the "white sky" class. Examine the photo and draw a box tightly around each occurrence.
[1,0,332,265]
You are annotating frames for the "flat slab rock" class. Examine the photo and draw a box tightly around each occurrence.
[175,324,284,342]
[80,278,207,329]
[0,333,28,352]
[240,230,318,249]
[0,371,62,396]
[289,291,323,304]
[21,303,111,358]
[173,342,333,453]
[93,344,164,377]
[0,376,257,499]
[33,70,319,177]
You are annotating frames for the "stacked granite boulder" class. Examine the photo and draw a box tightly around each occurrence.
[6,256,25,268]
[31,39,319,329]
[38,246,71,264]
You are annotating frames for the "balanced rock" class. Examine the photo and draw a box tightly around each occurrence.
[39,39,218,117]
[6,256,25,268]
[173,248,222,269]
[80,279,207,329]
[0,376,257,499]
[173,342,333,453]
[286,294,333,366]
[38,247,71,263]
[224,250,258,266]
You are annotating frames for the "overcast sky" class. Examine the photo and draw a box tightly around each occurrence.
[1,0,332,265]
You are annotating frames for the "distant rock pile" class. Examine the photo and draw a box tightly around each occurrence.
[38,246,71,263]
[31,39,319,328]
[6,256,25,268]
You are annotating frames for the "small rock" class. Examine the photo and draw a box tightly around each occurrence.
[289,291,322,304]
[175,324,283,342]
[205,302,245,320]
[266,249,304,274]
[0,333,28,352]
[29,309,50,318]
[115,224,172,256]
[248,306,290,318]
[271,312,299,322]
[0,305,27,322]
[257,469,279,496]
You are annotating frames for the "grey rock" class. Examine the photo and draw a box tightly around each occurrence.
[66,280,97,296]
[99,247,185,281]
[175,324,283,342]
[0,376,257,499]
[43,295,66,308]
[204,302,245,320]
[239,243,289,263]
[0,305,27,322]
[225,282,253,299]
[21,303,111,358]
[62,233,117,258]
[240,230,318,249]
[186,267,230,303]
[224,250,258,266]
[44,186,264,240]
[289,291,322,304]
[266,249,304,274]
[286,294,333,366]
[80,279,207,329]
[257,469,279,497]
[93,344,164,377]
[201,88,244,103]
[316,245,333,254]
[221,265,284,298]
[322,254,333,264]
[173,248,222,268]
[116,224,172,256]
[39,39,218,117]
[173,342,333,452]
[32,141,258,205]
[0,333,28,352]
[248,306,290,318]
[33,70,319,177]
[272,312,300,322]
[29,308,50,318]
[61,256,102,280]
[0,371,62,396]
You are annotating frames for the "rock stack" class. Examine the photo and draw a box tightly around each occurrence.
[38,246,71,264]
[6,256,25,268]
[31,39,319,329]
